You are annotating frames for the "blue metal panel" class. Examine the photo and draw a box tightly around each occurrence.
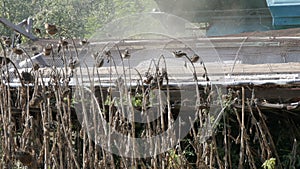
[266,0,300,28]
[266,0,300,6]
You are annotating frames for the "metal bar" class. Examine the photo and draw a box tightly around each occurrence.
[0,17,37,41]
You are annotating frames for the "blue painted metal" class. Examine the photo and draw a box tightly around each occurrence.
[266,0,300,28]
[155,0,273,36]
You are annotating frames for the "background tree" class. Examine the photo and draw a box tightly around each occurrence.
[0,0,158,39]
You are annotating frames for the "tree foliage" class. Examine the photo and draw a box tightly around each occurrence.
[0,0,158,38]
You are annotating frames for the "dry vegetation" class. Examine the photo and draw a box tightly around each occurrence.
[0,36,299,169]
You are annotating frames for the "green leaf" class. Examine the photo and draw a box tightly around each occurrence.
[262,158,276,169]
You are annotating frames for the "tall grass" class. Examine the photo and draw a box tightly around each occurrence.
[0,39,299,169]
